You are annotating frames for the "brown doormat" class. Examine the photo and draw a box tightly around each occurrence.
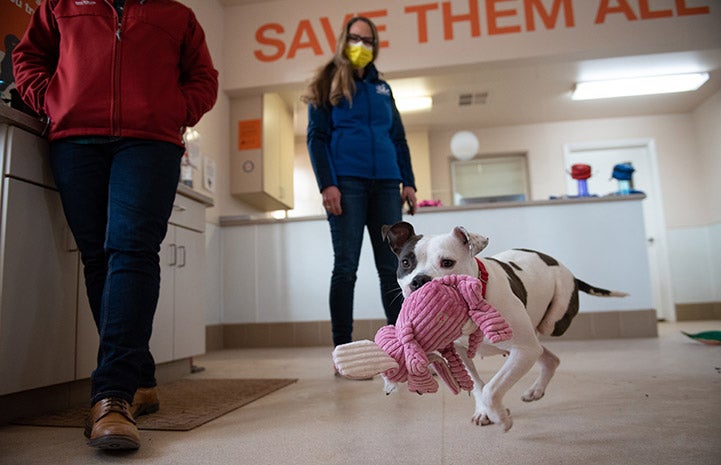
[12,378,296,431]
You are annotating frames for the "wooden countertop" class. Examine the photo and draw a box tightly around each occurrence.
[0,104,45,135]
[176,182,214,207]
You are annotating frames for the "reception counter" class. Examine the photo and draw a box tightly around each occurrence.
[217,194,657,348]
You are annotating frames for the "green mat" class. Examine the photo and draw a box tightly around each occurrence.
[681,330,721,345]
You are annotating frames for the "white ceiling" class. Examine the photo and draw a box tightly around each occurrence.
[217,0,721,135]
[282,49,721,135]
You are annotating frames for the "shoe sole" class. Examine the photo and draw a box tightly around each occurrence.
[87,434,140,450]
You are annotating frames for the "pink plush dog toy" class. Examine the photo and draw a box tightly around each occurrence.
[374,274,512,395]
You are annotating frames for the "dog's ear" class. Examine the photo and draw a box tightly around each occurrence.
[382,221,416,256]
[452,226,489,256]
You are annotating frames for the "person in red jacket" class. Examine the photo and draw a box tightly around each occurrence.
[13,0,218,451]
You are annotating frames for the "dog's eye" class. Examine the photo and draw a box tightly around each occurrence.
[401,259,411,269]
[440,259,455,269]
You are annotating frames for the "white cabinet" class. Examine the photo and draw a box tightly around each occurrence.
[168,224,206,359]
[0,124,79,395]
[230,93,294,211]
[78,191,210,371]
[0,115,212,395]
[152,194,207,363]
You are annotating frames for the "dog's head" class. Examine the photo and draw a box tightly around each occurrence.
[381,221,488,297]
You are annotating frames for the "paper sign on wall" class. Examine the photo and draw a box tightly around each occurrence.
[203,156,216,193]
[238,119,262,151]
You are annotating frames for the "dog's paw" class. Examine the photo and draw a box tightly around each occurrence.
[471,407,512,431]
[382,377,398,395]
[471,411,493,427]
[521,385,546,402]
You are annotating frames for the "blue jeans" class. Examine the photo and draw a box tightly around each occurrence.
[328,177,404,346]
[50,138,183,406]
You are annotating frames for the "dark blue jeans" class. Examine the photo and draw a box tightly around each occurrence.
[328,177,404,346]
[50,138,182,406]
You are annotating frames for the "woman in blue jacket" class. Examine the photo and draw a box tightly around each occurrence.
[303,16,417,350]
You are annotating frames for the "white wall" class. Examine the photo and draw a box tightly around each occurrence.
[406,131,432,203]
[712,222,721,302]
[205,222,223,325]
[428,113,704,227]
[692,89,721,225]
[667,224,721,303]
[177,0,232,225]
[666,88,721,304]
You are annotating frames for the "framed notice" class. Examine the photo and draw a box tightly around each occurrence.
[238,119,262,151]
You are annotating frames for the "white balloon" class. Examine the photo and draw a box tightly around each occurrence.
[450,131,479,161]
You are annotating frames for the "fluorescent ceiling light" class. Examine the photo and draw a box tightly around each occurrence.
[395,95,432,113]
[571,72,709,100]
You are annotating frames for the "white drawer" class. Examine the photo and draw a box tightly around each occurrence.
[4,126,54,188]
[169,194,205,232]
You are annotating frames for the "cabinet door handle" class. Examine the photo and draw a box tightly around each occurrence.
[168,243,177,266]
[178,245,186,268]
[173,203,187,212]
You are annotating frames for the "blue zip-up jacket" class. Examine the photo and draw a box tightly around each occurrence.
[306,64,415,192]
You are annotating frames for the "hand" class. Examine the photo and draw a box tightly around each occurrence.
[322,186,342,215]
[402,186,418,215]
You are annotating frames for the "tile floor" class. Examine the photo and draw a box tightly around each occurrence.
[1,320,720,465]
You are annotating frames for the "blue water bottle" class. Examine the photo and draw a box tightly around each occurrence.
[612,163,635,195]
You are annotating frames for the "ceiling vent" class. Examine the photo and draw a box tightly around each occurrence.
[458,92,488,106]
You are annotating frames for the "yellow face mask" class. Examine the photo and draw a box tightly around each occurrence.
[344,42,374,69]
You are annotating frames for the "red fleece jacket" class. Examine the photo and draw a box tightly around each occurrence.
[13,0,218,146]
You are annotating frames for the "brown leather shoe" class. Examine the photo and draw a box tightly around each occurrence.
[131,386,160,418]
[83,387,160,438]
[86,398,140,450]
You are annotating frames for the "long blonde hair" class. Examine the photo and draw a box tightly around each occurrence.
[301,17,380,108]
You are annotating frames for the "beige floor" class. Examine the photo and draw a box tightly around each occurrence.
[1,320,720,465]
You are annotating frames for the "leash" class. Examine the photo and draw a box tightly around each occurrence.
[474,257,488,298]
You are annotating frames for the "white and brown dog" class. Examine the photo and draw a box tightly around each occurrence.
[381,221,628,431]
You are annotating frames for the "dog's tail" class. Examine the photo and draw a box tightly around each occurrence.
[575,279,629,297]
